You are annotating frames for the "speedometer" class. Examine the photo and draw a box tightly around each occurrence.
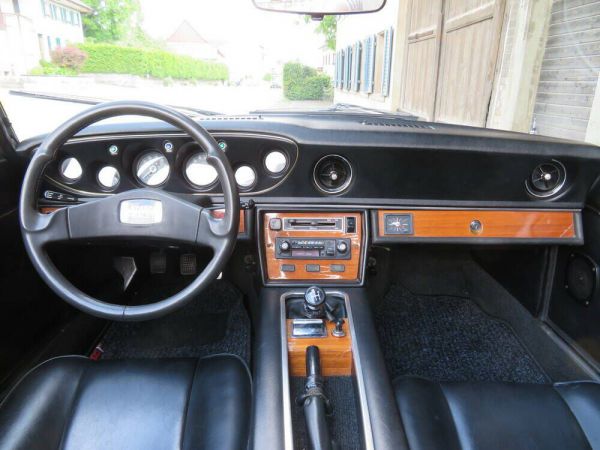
[135,151,170,186]
[185,153,218,188]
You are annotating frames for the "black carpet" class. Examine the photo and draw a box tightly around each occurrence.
[99,281,250,363]
[375,283,549,384]
[291,376,361,450]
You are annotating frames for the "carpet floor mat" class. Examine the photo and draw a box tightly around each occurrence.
[290,376,361,450]
[98,281,250,363]
[375,283,549,383]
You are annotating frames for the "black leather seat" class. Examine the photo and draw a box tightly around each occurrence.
[394,377,600,450]
[0,354,251,450]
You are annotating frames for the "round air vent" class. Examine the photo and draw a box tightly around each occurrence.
[526,160,566,198]
[313,155,353,194]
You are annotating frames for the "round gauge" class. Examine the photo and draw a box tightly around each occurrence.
[135,151,170,186]
[59,157,83,181]
[97,166,120,190]
[185,153,218,188]
[235,165,256,189]
[264,150,287,174]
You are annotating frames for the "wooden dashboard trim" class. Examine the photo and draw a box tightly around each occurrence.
[287,319,352,376]
[377,209,579,240]
[263,211,363,282]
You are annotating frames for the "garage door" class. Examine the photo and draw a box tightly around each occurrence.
[533,0,600,141]
[401,0,506,126]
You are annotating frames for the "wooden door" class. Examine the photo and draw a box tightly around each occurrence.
[435,0,506,126]
[401,0,444,121]
[401,0,505,126]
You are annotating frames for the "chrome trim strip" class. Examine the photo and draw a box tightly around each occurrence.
[48,132,299,197]
[279,290,375,450]
[280,291,298,450]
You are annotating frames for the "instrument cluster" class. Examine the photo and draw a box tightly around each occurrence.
[43,133,298,197]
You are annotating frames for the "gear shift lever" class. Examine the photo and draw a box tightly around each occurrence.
[304,286,326,318]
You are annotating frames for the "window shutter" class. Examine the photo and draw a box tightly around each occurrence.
[334,51,340,88]
[382,27,394,97]
[345,45,352,90]
[352,41,361,92]
[363,35,376,94]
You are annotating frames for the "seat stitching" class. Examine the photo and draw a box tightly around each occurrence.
[57,361,91,450]
[552,384,594,450]
[179,358,201,450]
[437,384,467,450]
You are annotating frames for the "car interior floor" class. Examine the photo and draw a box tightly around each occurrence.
[98,280,251,363]
[371,247,594,386]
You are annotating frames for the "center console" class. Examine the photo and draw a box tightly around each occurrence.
[261,211,366,284]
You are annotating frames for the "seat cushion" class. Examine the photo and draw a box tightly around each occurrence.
[394,377,600,450]
[0,355,251,450]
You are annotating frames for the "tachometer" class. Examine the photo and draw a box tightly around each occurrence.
[135,151,170,186]
[97,166,120,190]
[185,153,218,188]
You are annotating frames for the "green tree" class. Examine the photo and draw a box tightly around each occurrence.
[305,15,338,51]
[82,0,141,43]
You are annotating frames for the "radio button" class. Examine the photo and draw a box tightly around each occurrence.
[269,218,282,230]
[281,264,296,272]
[306,264,321,272]
[279,241,291,252]
[331,264,346,273]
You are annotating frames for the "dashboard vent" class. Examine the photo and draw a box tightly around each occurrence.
[313,155,353,194]
[526,161,566,198]
[202,116,262,121]
[360,120,434,129]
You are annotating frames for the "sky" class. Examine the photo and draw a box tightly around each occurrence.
[138,0,326,77]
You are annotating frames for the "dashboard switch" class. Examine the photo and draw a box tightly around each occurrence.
[269,218,282,230]
[279,240,291,252]
[346,217,356,233]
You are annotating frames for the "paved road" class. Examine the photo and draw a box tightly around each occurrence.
[0,76,330,140]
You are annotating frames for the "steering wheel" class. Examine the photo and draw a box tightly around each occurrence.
[19,101,240,321]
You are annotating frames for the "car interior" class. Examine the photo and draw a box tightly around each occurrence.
[1,3,600,450]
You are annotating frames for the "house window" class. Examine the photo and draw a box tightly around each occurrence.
[50,3,57,19]
[60,6,67,22]
[55,37,61,48]
[12,0,20,14]
[74,11,80,25]
[47,35,52,50]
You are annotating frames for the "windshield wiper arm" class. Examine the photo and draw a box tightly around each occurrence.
[8,89,222,117]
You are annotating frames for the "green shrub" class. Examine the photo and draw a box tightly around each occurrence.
[30,60,78,76]
[283,62,331,100]
[77,43,228,81]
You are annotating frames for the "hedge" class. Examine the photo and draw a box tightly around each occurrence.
[77,43,228,81]
[283,62,331,100]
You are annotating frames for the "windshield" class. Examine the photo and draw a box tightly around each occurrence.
[1,0,599,144]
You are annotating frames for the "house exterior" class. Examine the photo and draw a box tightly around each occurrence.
[334,0,600,145]
[0,0,92,76]
[166,20,225,62]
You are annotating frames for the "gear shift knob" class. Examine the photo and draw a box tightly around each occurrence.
[304,286,326,318]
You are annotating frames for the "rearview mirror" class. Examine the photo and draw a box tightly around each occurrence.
[253,0,386,17]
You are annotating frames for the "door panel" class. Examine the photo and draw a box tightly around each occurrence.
[401,0,444,120]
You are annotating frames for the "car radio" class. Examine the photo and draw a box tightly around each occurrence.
[275,237,351,260]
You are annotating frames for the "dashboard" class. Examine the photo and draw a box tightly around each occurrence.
[19,112,600,285]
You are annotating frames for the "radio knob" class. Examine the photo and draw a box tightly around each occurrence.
[280,240,291,252]
[336,241,348,253]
